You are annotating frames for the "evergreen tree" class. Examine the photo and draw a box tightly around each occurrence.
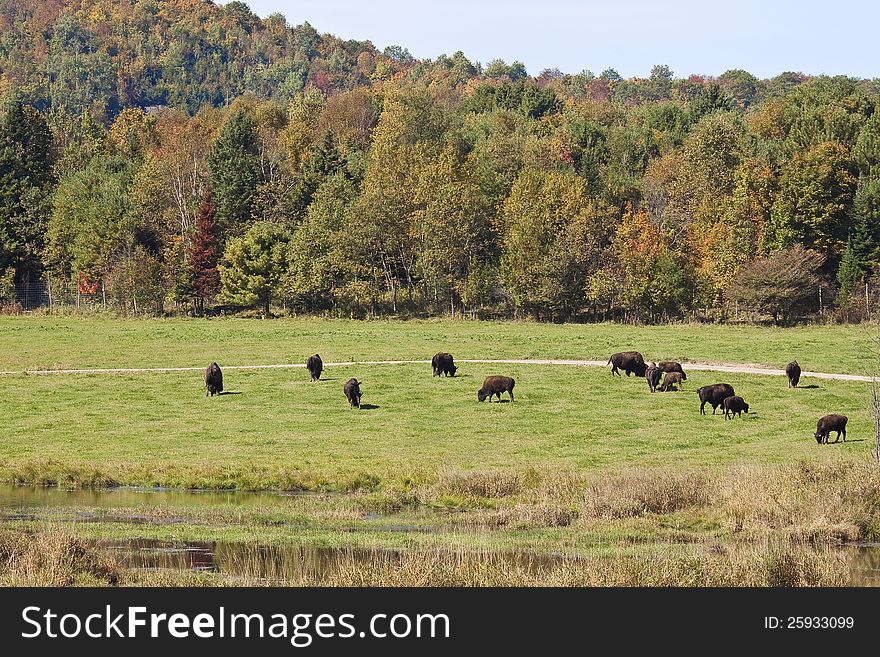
[0,99,54,285]
[837,237,862,301]
[187,192,221,313]
[219,221,290,316]
[850,176,880,272]
[207,109,262,236]
[292,131,344,216]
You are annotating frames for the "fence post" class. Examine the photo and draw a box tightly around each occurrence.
[867,282,870,318]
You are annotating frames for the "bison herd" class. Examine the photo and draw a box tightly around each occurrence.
[204,352,516,411]
[203,349,848,446]
[608,351,848,444]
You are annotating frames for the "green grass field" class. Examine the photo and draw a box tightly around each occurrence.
[1,316,879,585]
[0,316,876,373]
[0,363,871,489]
[0,317,875,489]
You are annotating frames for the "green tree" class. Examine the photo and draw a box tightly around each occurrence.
[0,99,54,285]
[219,221,290,315]
[499,169,613,320]
[768,141,858,257]
[207,109,262,235]
[837,237,862,301]
[850,176,880,271]
[46,156,139,284]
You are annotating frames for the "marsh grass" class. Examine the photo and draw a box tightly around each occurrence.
[0,527,851,587]
[0,527,118,586]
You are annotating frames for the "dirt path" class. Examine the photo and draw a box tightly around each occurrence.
[2,359,872,383]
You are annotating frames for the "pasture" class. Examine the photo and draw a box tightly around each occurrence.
[0,316,878,586]
[0,361,871,490]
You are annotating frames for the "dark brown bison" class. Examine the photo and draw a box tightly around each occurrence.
[815,414,847,444]
[785,361,801,388]
[722,395,749,419]
[478,375,515,402]
[661,371,683,392]
[306,354,323,382]
[343,378,362,408]
[697,383,735,415]
[645,363,662,393]
[432,352,457,377]
[608,351,647,377]
[204,362,223,396]
[658,361,687,380]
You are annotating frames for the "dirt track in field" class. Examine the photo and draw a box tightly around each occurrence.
[1,359,872,383]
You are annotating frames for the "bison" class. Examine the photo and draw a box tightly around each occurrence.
[661,371,684,392]
[343,378,362,408]
[608,351,647,377]
[204,362,223,397]
[697,383,735,415]
[658,361,687,380]
[478,375,515,402]
[722,395,749,419]
[645,363,662,393]
[306,354,323,382]
[432,352,457,377]
[786,361,801,388]
[815,414,847,444]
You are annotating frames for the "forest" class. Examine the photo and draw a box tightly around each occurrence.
[1,0,879,322]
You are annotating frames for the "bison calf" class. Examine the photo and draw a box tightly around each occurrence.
[658,361,687,380]
[786,361,801,388]
[815,414,847,444]
[205,362,223,397]
[432,352,457,377]
[645,363,662,393]
[608,351,647,377]
[722,395,749,419]
[306,354,323,382]
[478,375,515,402]
[697,383,735,415]
[343,378,362,408]
[661,371,683,392]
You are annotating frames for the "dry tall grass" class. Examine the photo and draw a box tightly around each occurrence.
[0,528,118,586]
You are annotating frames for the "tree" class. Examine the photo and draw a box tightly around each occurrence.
[726,246,825,324]
[187,192,221,313]
[850,176,880,272]
[207,109,262,235]
[0,99,54,286]
[768,141,858,258]
[837,238,862,301]
[219,221,290,316]
[718,69,759,107]
[499,169,613,320]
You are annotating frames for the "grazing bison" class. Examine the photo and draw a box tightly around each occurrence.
[645,363,662,393]
[815,414,847,444]
[661,371,684,392]
[785,361,801,388]
[431,352,457,377]
[204,362,223,397]
[306,354,323,382]
[697,383,735,415]
[343,378,362,408]
[608,351,647,377]
[658,361,687,380]
[722,395,749,419]
[478,375,515,402]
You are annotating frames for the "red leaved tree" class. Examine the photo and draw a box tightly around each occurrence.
[187,192,221,314]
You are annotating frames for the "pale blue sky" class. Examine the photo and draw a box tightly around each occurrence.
[232,0,878,79]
